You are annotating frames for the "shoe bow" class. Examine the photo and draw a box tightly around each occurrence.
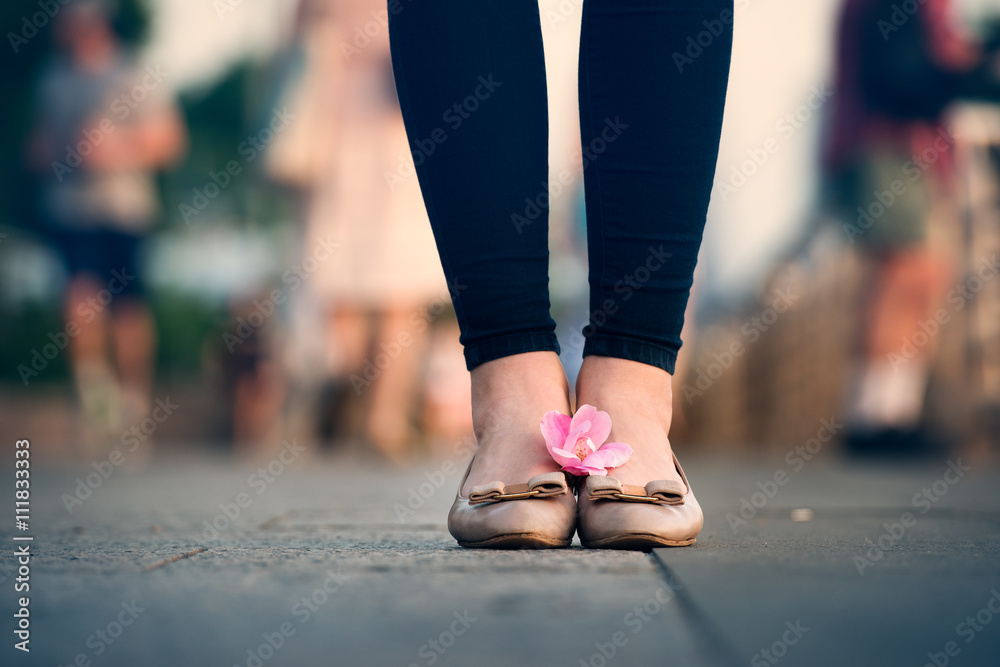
[469,472,569,505]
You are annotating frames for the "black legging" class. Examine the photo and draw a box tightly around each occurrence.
[388,0,733,373]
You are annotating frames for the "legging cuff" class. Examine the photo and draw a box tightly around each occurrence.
[464,332,561,371]
[583,335,678,375]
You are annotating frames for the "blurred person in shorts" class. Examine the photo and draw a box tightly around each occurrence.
[28,1,186,449]
[826,0,1000,453]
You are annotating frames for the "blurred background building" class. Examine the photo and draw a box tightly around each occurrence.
[1,0,999,463]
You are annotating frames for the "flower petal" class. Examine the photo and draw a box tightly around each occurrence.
[581,441,633,470]
[569,404,613,447]
[540,411,572,451]
[568,404,598,437]
[548,445,582,469]
[585,410,613,447]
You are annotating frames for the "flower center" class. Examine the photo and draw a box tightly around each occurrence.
[573,436,593,461]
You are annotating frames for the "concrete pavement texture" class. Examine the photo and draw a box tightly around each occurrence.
[2,445,999,667]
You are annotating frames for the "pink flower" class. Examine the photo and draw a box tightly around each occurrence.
[540,404,633,476]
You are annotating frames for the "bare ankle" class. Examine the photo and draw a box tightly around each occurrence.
[576,355,673,424]
[462,352,572,492]
[471,352,570,414]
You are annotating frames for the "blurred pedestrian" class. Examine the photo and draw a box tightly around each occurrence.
[826,0,1000,454]
[269,0,452,460]
[28,1,186,451]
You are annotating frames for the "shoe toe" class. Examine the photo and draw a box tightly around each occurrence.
[448,492,576,548]
[577,493,703,548]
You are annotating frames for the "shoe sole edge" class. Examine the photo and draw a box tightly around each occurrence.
[455,533,572,549]
[581,534,696,550]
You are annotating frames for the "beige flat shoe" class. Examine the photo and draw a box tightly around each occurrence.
[447,459,576,549]
[577,452,703,550]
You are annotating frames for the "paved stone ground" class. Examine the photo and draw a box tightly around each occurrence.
[2,446,999,667]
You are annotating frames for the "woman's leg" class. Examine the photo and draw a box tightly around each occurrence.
[575,0,733,484]
[578,0,732,371]
[387,0,557,369]
[388,1,571,491]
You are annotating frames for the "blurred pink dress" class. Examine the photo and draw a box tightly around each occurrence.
[274,0,445,307]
